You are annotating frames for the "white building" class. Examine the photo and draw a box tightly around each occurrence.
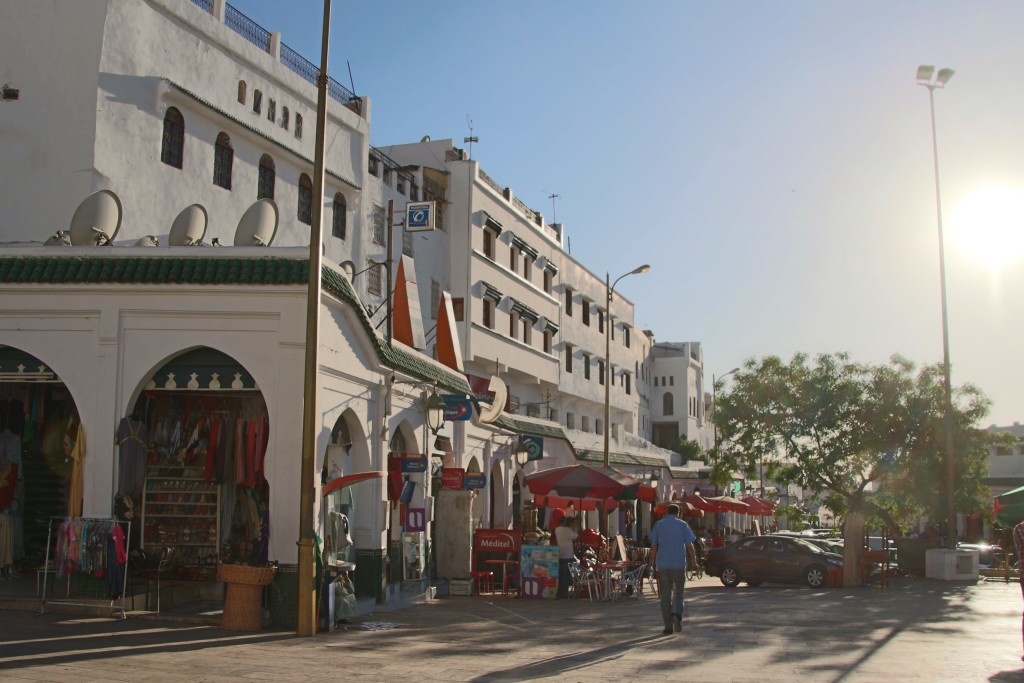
[0,0,709,618]
[649,342,712,454]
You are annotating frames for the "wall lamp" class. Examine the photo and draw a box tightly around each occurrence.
[424,390,447,434]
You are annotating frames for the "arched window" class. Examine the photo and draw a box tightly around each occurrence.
[160,107,185,169]
[295,113,303,139]
[662,392,674,416]
[252,89,262,114]
[237,80,246,104]
[297,173,312,225]
[213,132,233,190]
[281,106,289,130]
[257,154,275,200]
[332,193,347,239]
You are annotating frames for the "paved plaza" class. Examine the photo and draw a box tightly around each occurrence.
[0,575,1022,682]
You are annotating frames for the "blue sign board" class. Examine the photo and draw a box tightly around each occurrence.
[463,474,487,490]
[521,435,544,461]
[402,456,428,474]
[406,201,435,232]
[442,395,473,421]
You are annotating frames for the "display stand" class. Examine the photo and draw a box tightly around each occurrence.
[141,465,220,578]
[39,516,131,620]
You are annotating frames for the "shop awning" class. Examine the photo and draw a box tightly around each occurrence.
[322,471,387,497]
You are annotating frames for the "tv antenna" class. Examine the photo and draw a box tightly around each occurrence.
[464,115,478,159]
[543,191,561,223]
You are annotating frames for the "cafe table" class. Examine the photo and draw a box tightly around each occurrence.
[591,560,644,600]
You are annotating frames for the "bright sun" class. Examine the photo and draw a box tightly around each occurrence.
[948,185,1024,270]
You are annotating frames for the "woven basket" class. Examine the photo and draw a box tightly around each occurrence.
[218,564,277,632]
[218,563,277,586]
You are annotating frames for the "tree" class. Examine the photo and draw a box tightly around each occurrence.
[710,353,993,537]
[675,437,702,463]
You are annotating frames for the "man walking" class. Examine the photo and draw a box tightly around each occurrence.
[1014,519,1024,661]
[648,503,697,635]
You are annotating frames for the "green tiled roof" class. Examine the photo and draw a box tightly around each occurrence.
[0,254,471,394]
[575,449,667,468]
[492,414,573,449]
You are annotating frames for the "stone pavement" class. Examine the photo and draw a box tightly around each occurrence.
[1,574,1022,682]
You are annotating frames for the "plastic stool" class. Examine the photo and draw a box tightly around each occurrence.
[471,570,494,594]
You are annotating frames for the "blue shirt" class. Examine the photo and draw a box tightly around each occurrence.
[648,516,696,570]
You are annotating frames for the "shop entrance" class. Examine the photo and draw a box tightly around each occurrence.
[0,345,79,581]
[126,347,270,588]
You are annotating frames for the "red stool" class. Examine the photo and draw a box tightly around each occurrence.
[503,571,520,595]
[471,571,494,594]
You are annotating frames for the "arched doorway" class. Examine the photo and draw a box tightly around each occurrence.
[126,347,270,580]
[0,345,81,572]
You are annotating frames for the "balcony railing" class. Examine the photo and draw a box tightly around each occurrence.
[189,0,213,12]
[225,3,270,51]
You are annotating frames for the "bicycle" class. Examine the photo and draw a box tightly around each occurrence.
[686,556,704,581]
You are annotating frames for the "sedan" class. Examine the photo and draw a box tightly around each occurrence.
[705,535,843,588]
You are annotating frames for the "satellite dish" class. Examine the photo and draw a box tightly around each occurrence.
[340,261,356,281]
[44,230,71,246]
[233,199,278,247]
[478,376,507,424]
[69,189,122,246]
[134,235,160,247]
[168,204,208,246]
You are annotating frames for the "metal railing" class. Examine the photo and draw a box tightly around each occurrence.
[189,0,213,12]
[279,42,358,106]
[478,168,503,195]
[225,3,270,51]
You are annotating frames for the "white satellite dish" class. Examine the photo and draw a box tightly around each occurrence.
[69,189,122,246]
[44,230,71,246]
[233,199,278,247]
[134,235,160,247]
[168,204,208,246]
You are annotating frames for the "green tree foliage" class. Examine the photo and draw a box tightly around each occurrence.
[675,437,702,462]
[711,353,993,536]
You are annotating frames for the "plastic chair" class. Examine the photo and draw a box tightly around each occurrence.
[568,561,602,601]
[471,570,494,594]
[612,563,647,602]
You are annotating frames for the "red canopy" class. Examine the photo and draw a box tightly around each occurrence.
[533,493,617,512]
[653,500,705,517]
[525,464,638,500]
[704,495,751,513]
[741,496,777,516]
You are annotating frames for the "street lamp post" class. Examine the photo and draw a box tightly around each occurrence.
[297,0,332,637]
[602,264,650,469]
[917,64,958,550]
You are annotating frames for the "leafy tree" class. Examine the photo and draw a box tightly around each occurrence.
[675,437,702,463]
[710,353,993,537]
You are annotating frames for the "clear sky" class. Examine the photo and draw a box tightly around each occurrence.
[234,1,1024,427]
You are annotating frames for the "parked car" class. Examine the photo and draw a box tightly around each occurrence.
[803,537,845,555]
[956,542,996,567]
[705,535,843,588]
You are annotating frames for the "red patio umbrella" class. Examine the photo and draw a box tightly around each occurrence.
[533,493,617,512]
[705,495,751,514]
[653,500,705,517]
[525,464,637,500]
[682,493,714,511]
[741,496,776,516]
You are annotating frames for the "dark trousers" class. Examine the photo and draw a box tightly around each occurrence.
[558,558,572,597]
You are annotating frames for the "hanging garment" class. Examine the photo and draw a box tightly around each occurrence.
[203,418,221,484]
[66,423,85,518]
[115,418,149,501]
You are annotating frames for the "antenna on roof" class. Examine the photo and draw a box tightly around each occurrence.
[463,115,478,160]
[346,60,357,97]
[543,191,561,224]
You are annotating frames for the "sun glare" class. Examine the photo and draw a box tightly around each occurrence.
[948,185,1024,270]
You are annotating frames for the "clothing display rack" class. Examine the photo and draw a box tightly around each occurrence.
[38,516,131,620]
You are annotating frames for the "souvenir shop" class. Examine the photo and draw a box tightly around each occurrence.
[124,347,271,591]
[0,345,79,583]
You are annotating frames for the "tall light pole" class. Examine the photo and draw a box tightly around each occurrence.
[602,264,650,469]
[917,64,958,550]
[297,0,332,636]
